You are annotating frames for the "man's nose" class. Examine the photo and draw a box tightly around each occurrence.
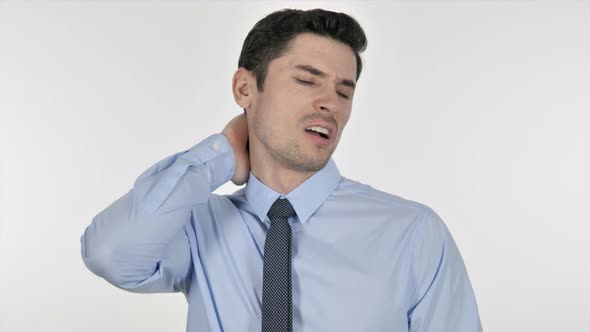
[314,87,340,113]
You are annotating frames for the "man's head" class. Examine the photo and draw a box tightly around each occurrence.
[232,8,367,174]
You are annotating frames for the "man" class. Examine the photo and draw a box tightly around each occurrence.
[81,8,482,332]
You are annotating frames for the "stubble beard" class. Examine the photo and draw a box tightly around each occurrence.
[253,118,334,173]
[270,138,332,173]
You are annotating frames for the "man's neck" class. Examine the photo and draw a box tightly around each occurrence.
[250,162,316,194]
[249,147,317,194]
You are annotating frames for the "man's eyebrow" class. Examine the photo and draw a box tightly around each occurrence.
[292,64,356,89]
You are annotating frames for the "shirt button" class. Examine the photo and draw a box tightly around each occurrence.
[211,143,220,151]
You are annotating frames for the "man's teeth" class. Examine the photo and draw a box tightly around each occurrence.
[306,126,329,136]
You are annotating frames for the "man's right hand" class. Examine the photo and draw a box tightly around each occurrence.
[221,113,250,185]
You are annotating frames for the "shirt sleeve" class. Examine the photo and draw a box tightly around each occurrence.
[80,133,235,295]
[407,208,483,332]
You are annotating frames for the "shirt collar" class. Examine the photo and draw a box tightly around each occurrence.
[245,157,341,224]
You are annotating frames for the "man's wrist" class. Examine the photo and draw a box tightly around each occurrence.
[186,133,235,191]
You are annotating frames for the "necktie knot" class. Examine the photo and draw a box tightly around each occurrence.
[267,198,296,220]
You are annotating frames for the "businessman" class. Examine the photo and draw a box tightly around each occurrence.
[81,8,483,332]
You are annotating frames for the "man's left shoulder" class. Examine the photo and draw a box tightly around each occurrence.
[331,176,440,223]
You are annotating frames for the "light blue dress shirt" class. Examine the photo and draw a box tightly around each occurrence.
[80,133,482,331]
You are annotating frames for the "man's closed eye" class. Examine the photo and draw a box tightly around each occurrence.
[295,79,350,99]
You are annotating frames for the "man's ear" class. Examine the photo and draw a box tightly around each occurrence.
[232,68,255,113]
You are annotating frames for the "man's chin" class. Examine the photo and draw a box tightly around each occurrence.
[295,154,331,172]
[272,143,333,172]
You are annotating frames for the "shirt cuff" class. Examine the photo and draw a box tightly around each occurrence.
[183,133,235,192]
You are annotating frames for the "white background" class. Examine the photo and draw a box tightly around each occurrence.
[1,1,589,331]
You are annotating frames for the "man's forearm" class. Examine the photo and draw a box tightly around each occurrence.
[80,133,235,292]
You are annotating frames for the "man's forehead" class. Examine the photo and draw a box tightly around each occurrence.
[276,34,356,79]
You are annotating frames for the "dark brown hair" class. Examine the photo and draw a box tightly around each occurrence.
[237,8,368,93]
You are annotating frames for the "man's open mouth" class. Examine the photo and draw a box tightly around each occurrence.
[305,127,330,139]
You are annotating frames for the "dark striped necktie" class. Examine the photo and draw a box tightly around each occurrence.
[261,198,296,332]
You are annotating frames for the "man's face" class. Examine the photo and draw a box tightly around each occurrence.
[247,32,357,173]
